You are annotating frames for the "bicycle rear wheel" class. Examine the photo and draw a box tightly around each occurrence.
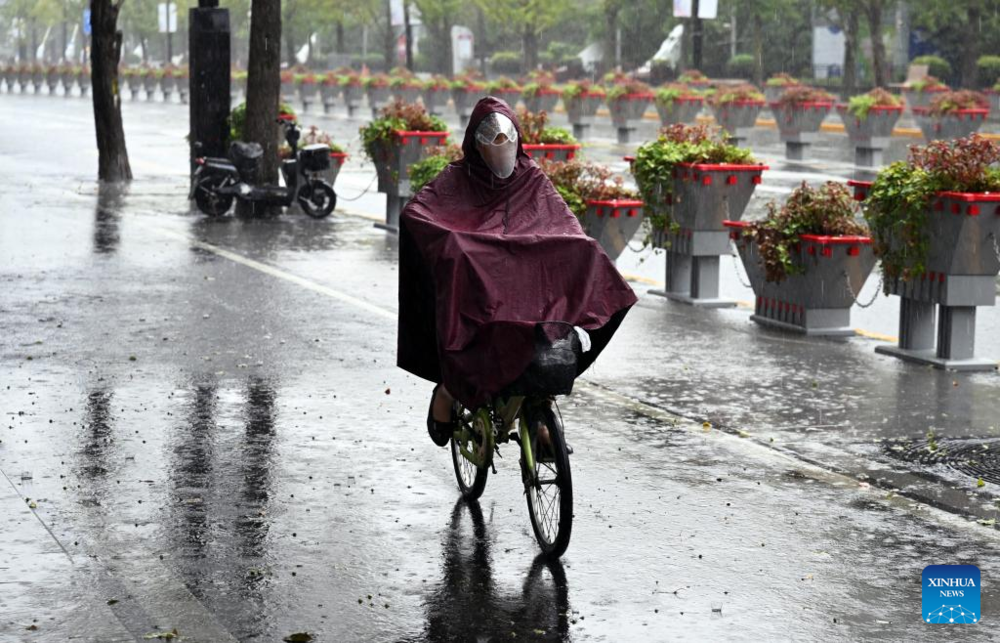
[450,407,490,500]
[523,403,573,557]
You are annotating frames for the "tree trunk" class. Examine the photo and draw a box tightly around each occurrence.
[842,7,859,97]
[336,21,344,54]
[523,28,538,73]
[285,27,297,66]
[90,0,132,182]
[960,5,981,88]
[603,3,620,75]
[244,0,281,213]
[140,35,148,64]
[866,0,887,87]
[752,11,763,86]
[403,0,413,71]
[384,0,395,71]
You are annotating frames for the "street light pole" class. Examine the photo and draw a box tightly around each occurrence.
[166,0,173,64]
[692,0,703,71]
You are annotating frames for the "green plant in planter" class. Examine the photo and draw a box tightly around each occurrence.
[337,70,362,86]
[846,87,901,120]
[562,80,605,102]
[706,83,763,107]
[362,73,391,89]
[536,158,638,219]
[925,90,988,116]
[360,100,447,161]
[450,76,485,91]
[773,85,834,106]
[484,76,521,94]
[977,55,1000,88]
[678,69,709,84]
[523,81,560,98]
[301,125,346,153]
[227,101,297,143]
[865,134,1000,281]
[517,109,577,145]
[745,182,868,282]
[907,75,947,93]
[765,72,799,87]
[655,83,701,108]
[633,124,755,235]
[606,79,651,101]
[912,55,952,81]
[408,144,464,192]
[423,75,451,91]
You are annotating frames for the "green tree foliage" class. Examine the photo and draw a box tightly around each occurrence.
[473,0,573,71]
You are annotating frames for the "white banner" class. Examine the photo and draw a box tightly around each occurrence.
[673,0,718,19]
[157,3,177,34]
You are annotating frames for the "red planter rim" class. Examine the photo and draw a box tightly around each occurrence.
[904,86,949,93]
[835,103,904,113]
[612,92,655,101]
[522,143,582,151]
[769,101,835,109]
[716,100,765,107]
[676,162,769,172]
[724,221,872,245]
[393,130,449,140]
[911,107,989,116]
[330,152,348,158]
[847,180,1000,203]
[587,199,644,207]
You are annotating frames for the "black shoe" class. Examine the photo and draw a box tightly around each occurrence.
[427,384,456,447]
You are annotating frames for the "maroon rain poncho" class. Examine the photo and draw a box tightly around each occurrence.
[397,97,637,408]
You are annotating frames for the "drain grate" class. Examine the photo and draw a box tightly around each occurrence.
[882,437,1000,485]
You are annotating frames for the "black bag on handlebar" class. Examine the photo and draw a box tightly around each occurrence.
[299,144,332,172]
[502,322,582,397]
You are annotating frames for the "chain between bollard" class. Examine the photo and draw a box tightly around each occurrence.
[730,240,752,289]
[843,269,881,308]
[336,173,379,202]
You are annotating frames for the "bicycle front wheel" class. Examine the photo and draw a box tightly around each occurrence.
[450,407,490,500]
[523,403,573,557]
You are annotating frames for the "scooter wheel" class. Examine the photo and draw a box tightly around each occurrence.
[298,181,337,219]
[193,175,234,217]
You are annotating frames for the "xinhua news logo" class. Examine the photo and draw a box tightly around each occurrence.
[922,565,981,624]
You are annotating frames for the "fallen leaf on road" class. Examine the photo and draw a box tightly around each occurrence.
[143,630,178,640]
[283,634,313,643]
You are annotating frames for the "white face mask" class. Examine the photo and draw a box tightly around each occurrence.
[475,113,518,179]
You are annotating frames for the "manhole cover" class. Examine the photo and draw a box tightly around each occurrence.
[882,437,1000,485]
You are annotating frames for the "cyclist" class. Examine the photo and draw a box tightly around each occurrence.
[396,97,636,446]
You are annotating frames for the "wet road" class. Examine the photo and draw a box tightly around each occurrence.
[3,92,1000,642]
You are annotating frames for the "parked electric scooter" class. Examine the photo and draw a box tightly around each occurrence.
[190,118,337,218]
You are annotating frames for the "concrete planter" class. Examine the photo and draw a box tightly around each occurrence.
[143,75,158,100]
[60,72,74,96]
[78,72,90,97]
[281,81,296,104]
[161,75,176,102]
[45,70,60,95]
[17,70,30,92]
[321,152,348,187]
[523,89,561,114]
[489,88,521,110]
[647,162,768,307]
[987,90,1000,122]
[582,200,645,262]
[126,76,143,100]
[853,180,1000,370]
[421,87,450,116]
[342,83,363,117]
[711,101,764,146]
[394,85,422,105]
[320,83,338,114]
[366,85,392,117]
[912,107,988,142]
[565,93,604,140]
[836,104,903,167]
[726,221,876,335]
[769,101,834,160]
[607,93,654,143]
[32,71,44,93]
[298,82,319,112]
[522,144,581,163]
[371,130,450,230]
[655,96,704,126]
[764,84,799,103]
[176,77,189,104]
[902,86,948,113]
[1,68,12,92]
[452,86,485,126]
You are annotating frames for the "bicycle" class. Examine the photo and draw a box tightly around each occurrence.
[447,323,578,558]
